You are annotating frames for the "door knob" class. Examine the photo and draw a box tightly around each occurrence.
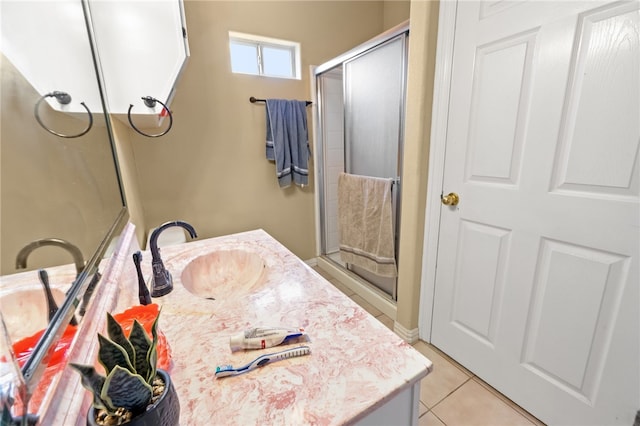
[441,192,459,206]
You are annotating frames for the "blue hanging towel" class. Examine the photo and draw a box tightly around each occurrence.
[265,99,310,188]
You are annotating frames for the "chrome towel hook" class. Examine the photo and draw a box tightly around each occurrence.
[34,91,93,138]
[127,96,173,138]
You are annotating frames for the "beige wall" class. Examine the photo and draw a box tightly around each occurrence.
[383,0,410,29]
[111,119,147,246]
[125,1,394,258]
[0,54,123,274]
[116,0,435,333]
[396,0,439,331]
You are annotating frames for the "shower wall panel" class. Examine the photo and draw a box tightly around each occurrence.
[321,69,344,254]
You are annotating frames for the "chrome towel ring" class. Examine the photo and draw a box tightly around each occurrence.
[127,96,173,138]
[34,91,93,138]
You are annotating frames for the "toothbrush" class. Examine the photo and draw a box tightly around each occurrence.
[215,345,311,378]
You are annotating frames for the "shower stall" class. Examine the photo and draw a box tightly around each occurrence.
[314,22,409,302]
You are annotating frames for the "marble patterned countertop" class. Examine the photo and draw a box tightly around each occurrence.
[35,226,431,424]
[140,229,433,425]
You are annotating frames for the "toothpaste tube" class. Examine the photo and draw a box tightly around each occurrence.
[229,327,306,351]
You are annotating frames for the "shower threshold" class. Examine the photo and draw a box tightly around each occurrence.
[317,255,397,320]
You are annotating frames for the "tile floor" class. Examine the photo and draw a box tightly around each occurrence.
[312,266,546,426]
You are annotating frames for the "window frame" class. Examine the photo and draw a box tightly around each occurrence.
[228,31,301,80]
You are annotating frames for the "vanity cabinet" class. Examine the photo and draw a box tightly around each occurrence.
[1,0,188,127]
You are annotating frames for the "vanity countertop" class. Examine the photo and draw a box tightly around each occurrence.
[41,226,431,424]
[144,229,432,425]
[0,264,77,342]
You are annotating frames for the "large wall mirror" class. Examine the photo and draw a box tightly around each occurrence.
[1,0,127,418]
[1,2,125,277]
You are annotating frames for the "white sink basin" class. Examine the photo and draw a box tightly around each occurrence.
[0,287,66,342]
[180,249,266,299]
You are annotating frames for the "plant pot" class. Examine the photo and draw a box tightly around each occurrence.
[86,369,179,426]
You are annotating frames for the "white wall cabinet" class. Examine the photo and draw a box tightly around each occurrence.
[1,1,98,117]
[90,0,189,129]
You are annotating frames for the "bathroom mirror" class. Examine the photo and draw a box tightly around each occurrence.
[0,0,127,415]
[0,56,125,275]
[1,2,124,277]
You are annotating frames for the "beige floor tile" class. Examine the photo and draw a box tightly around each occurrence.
[413,340,471,408]
[375,314,394,331]
[432,379,535,426]
[419,402,429,417]
[425,342,474,377]
[349,294,382,317]
[419,411,446,426]
[472,377,546,426]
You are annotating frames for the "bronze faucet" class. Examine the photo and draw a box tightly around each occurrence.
[149,220,197,297]
[15,238,85,275]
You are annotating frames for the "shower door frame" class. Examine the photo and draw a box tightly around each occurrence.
[313,21,409,301]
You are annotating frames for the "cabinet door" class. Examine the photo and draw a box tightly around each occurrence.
[1,1,100,114]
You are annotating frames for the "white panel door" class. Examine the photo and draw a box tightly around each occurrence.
[431,1,639,425]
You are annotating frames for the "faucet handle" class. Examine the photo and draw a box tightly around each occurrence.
[133,252,152,304]
[151,259,173,297]
[148,220,197,298]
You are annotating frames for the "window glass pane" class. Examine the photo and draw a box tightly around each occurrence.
[262,46,293,78]
[230,41,259,74]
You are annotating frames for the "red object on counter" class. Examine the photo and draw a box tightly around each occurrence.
[8,303,172,414]
[10,324,77,415]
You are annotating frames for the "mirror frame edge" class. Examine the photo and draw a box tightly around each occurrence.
[19,0,132,403]
[20,207,129,395]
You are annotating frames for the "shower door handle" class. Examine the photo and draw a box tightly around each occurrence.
[441,192,459,206]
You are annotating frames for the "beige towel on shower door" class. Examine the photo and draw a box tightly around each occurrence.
[338,172,397,278]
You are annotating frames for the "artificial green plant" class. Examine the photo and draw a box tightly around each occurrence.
[69,310,161,417]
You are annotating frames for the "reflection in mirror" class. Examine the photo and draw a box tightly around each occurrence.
[1,0,127,420]
[0,54,123,276]
[0,310,28,422]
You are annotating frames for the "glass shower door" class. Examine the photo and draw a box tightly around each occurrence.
[344,34,406,180]
[343,34,407,299]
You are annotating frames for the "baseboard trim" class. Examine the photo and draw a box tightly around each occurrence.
[393,322,420,344]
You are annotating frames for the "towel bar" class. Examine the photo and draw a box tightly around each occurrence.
[250,96,312,106]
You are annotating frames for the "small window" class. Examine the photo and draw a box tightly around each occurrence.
[229,31,301,80]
